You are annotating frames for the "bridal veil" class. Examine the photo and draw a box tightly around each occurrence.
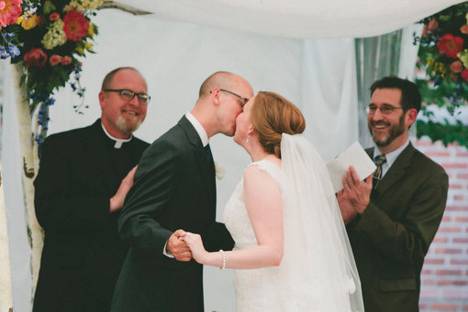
[278,133,364,312]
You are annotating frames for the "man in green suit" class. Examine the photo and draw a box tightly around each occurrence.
[338,76,448,312]
[111,71,254,311]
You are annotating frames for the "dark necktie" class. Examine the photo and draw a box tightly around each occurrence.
[204,144,213,162]
[373,154,387,182]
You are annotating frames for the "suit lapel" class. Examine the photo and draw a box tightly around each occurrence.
[177,117,216,207]
[374,143,415,195]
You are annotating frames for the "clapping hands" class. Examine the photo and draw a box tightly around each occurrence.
[337,166,372,223]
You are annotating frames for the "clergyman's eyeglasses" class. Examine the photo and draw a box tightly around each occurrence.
[367,104,403,115]
[103,88,151,104]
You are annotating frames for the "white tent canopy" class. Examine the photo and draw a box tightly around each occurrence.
[122,0,463,38]
[1,1,464,311]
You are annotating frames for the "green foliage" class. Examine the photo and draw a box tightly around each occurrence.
[417,119,468,149]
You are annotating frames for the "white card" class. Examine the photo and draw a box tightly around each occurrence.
[327,142,376,192]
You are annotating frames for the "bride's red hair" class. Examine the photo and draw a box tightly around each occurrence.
[251,91,305,158]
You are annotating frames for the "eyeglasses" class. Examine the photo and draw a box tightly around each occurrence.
[218,89,249,106]
[103,88,151,104]
[367,104,403,115]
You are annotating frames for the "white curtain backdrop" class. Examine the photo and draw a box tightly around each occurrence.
[301,38,359,160]
[122,0,464,38]
[1,0,463,310]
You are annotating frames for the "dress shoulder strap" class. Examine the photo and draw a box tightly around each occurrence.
[248,159,284,190]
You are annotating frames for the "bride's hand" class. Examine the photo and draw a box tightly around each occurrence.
[182,232,209,264]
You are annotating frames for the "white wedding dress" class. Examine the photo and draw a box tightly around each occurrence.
[223,134,364,312]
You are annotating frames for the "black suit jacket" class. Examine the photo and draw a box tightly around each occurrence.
[347,143,448,312]
[33,120,148,312]
[111,116,234,312]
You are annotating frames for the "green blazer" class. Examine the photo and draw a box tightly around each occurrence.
[111,116,233,312]
[347,143,448,312]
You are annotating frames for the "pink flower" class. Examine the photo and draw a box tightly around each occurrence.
[426,19,439,32]
[450,61,463,73]
[461,69,468,81]
[437,34,464,58]
[49,12,60,22]
[63,10,89,41]
[49,54,62,66]
[460,25,468,35]
[61,55,72,65]
[23,48,48,68]
[0,0,22,27]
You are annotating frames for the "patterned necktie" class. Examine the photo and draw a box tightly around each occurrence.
[373,154,387,181]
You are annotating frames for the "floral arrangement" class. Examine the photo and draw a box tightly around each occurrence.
[415,3,467,109]
[0,0,103,142]
[414,2,468,148]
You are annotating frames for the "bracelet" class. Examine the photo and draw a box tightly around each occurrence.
[219,249,226,270]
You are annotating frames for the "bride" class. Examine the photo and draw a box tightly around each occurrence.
[182,91,364,311]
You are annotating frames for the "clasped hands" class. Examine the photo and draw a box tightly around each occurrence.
[166,229,207,263]
[337,166,373,223]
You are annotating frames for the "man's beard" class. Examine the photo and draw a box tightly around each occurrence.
[115,115,142,135]
[368,114,405,148]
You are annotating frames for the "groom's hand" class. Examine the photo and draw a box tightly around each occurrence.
[167,229,192,261]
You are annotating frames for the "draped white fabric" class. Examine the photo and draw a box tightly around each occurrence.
[280,133,364,311]
[0,0,453,310]
[122,0,463,38]
[300,39,359,160]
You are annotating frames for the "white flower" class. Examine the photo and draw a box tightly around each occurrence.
[41,20,66,50]
[214,162,225,180]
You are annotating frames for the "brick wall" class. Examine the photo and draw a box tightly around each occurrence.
[417,138,468,312]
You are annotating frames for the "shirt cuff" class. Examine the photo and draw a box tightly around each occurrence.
[163,241,174,258]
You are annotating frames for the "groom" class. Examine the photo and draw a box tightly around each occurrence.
[111,71,254,311]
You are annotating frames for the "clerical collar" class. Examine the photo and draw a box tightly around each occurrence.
[101,122,133,149]
[185,112,209,147]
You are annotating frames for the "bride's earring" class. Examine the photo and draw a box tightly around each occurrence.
[245,136,250,145]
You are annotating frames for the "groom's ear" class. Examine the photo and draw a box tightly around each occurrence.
[209,89,221,106]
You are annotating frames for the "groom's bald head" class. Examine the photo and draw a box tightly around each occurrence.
[198,71,252,99]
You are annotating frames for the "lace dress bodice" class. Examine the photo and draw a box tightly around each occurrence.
[223,160,288,312]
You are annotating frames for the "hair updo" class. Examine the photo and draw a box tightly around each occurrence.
[250,91,306,158]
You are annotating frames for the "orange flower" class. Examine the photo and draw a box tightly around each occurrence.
[63,10,89,41]
[460,25,468,35]
[23,48,48,68]
[461,69,468,81]
[49,54,62,66]
[61,55,72,65]
[49,12,60,22]
[0,0,22,27]
[449,61,463,73]
[427,19,439,32]
[436,34,464,58]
